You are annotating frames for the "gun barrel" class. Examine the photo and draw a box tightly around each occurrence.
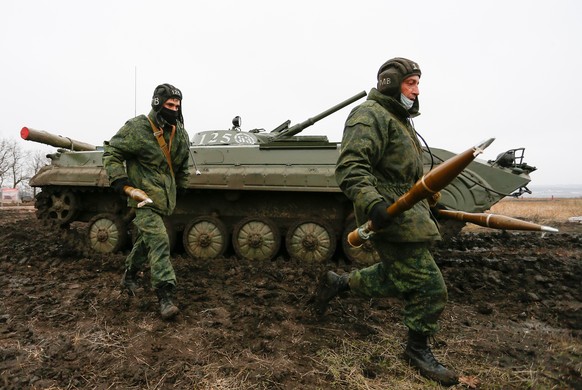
[347,138,496,247]
[437,209,559,232]
[20,127,96,151]
[276,90,367,138]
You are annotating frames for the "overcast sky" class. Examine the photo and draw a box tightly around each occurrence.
[2,0,581,186]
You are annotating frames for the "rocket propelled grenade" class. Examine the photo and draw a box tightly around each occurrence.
[123,186,153,208]
[436,209,559,233]
[347,138,496,248]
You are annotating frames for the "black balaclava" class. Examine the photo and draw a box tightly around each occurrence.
[151,83,183,126]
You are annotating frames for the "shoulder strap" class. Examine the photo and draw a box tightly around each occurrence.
[147,116,176,177]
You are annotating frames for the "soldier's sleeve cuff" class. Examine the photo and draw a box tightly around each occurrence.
[355,187,383,215]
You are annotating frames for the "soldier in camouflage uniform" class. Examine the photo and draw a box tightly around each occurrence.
[103,83,190,320]
[313,58,458,386]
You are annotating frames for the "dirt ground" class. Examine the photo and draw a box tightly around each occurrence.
[0,206,580,389]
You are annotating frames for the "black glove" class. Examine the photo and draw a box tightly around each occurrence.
[368,201,392,230]
[110,178,133,195]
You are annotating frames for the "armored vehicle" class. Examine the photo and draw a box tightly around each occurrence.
[24,91,536,264]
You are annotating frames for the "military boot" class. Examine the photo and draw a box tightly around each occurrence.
[313,271,350,315]
[404,330,459,386]
[120,268,139,296]
[155,283,179,320]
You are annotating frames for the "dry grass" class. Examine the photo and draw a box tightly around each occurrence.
[314,325,446,390]
[312,318,580,390]
[488,198,582,223]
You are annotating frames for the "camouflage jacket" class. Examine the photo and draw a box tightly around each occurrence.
[103,109,190,216]
[335,88,440,242]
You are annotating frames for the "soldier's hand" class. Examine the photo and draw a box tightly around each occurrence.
[368,201,392,230]
[111,178,134,195]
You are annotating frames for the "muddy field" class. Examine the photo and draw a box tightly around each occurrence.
[0,205,581,389]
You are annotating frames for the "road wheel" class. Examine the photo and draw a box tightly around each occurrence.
[86,213,128,253]
[285,220,336,263]
[183,216,228,260]
[36,189,79,225]
[232,217,280,261]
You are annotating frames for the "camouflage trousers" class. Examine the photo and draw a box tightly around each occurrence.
[348,241,447,335]
[126,208,176,289]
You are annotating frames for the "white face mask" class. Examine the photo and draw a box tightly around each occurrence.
[400,93,414,110]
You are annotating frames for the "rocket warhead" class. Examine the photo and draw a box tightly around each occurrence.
[541,226,559,233]
[473,137,496,156]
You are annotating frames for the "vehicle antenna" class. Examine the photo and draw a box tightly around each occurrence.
[182,131,201,175]
[134,66,137,118]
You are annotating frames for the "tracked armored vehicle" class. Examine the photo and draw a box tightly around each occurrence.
[24,91,536,264]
